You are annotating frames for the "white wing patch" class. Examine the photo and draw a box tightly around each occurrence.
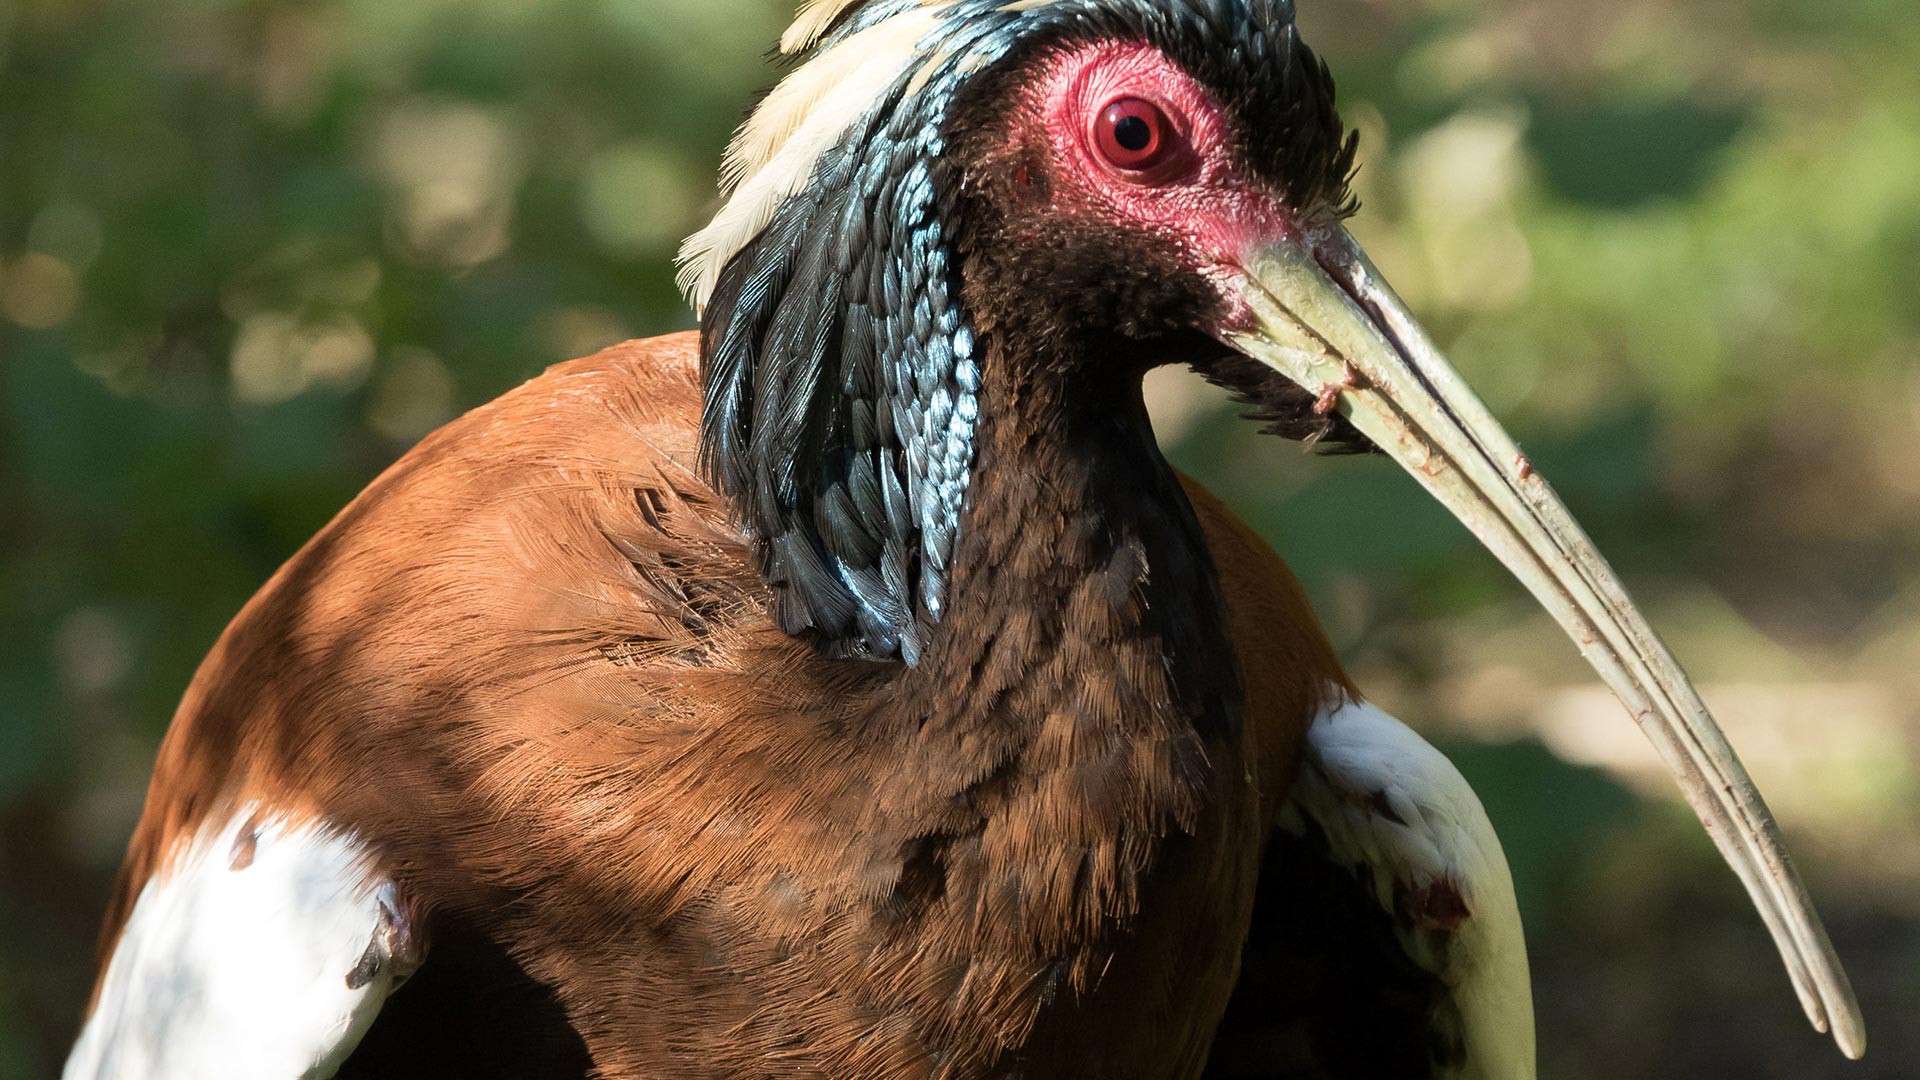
[65,807,419,1080]
[1283,696,1537,1080]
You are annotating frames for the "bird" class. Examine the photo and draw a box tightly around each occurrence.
[63,1,1865,1077]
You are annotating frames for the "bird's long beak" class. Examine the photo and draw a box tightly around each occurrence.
[1219,222,1865,1059]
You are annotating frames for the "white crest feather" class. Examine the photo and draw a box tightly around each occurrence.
[779,0,866,54]
[677,5,947,313]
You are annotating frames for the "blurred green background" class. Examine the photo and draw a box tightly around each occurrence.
[1,0,1915,1075]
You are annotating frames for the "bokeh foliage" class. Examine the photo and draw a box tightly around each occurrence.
[2,0,1916,1075]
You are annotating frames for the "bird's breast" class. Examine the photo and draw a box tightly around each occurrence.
[504,629,1266,1079]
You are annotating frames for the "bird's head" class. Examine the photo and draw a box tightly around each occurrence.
[681,0,1373,663]
[680,2,1862,1054]
[929,28,1358,391]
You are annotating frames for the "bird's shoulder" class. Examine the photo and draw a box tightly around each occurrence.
[96,331,784,960]
[217,328,760,688]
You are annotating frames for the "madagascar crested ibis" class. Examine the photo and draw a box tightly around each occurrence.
[64,1,1864,1077]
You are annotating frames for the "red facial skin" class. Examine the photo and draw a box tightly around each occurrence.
[1020,40,1299,330]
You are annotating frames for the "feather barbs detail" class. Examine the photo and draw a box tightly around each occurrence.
[780,0,883,54]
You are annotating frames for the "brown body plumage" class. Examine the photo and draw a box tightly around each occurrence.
[100,333,1353,1078]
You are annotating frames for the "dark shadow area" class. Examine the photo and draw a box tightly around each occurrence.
[338,916,593,1080]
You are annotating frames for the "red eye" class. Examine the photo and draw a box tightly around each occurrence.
[1094,96,1175,174]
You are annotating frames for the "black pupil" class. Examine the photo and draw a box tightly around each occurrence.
[1113,114,1153,153]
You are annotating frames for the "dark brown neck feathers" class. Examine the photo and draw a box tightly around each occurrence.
[904,332,1242,741]
[818,328,1257,1075]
